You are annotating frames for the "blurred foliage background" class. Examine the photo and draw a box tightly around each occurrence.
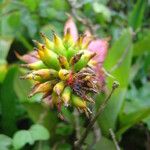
[0,0,150,149]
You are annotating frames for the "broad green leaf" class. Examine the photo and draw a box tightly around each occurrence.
[123,82,150,114]
[119,107,150,127]
[0,37,13,60]
[104,29,132,87]
[116,107,150,139]
[0,134,12,150]
[128,0,146,30]
[96,29,133,136]
[29,124,50,141]
[14,68,43,103]
[133,31,150,56]
[0,66,18,135]
[86,133,116,150]
[96,89,127,136]
[13,69,31,102]
[95,137,116,150]
[129,58,142,82]
[56,143,71,150]
[13,130,34,150]
[0,36,13,82]
[119,82,150,135]
[12,124,50,150]
[7,12,21,30]
[0,63,7,83]
[56,123,73,136]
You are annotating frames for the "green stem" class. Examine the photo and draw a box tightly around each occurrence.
[74,81,119,149]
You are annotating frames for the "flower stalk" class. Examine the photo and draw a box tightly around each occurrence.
[74,81,119,149]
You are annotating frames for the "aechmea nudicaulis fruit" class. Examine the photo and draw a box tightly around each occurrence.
[17,16,108,118]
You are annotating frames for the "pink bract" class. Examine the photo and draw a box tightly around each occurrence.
[15,51,39,63]
[64,16,108,64]
[64,16,78,42]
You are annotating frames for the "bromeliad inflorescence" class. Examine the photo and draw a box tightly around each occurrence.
[17,16,108,117]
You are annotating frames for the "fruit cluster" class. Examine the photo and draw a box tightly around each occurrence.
[17,17,108,117]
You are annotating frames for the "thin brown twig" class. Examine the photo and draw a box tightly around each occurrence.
[74,81,119,149]
[74,109,81,140]
[88,122,101,149]
[0,9,19,17]
[67,0,99,35]
[109,128,121,150]
[93,122,101,143]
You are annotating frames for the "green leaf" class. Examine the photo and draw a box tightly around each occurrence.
[0,36,13,60]
[119,82,150,134]
[13,69,31,102]
[96,29,133,136]
[0,66,18,136]
[116,107,150,139]
[56,123,73,136]
[0,36,13,82]
[122,82,150,115]
[128,0,146,30]
[33,141,51,150]
[0,134,12,150]
[133,31,150,56]
[104,29,132,87]
[12,124,50,150]
[95,137,116,150]
[7,12,21,30]
[86,133,116,150]
[0,2,20,37]
[29,124,50,141]
[0,63,7,83]
[57,143,71,150]
[120,107,150,127]
[13,130,34,150]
